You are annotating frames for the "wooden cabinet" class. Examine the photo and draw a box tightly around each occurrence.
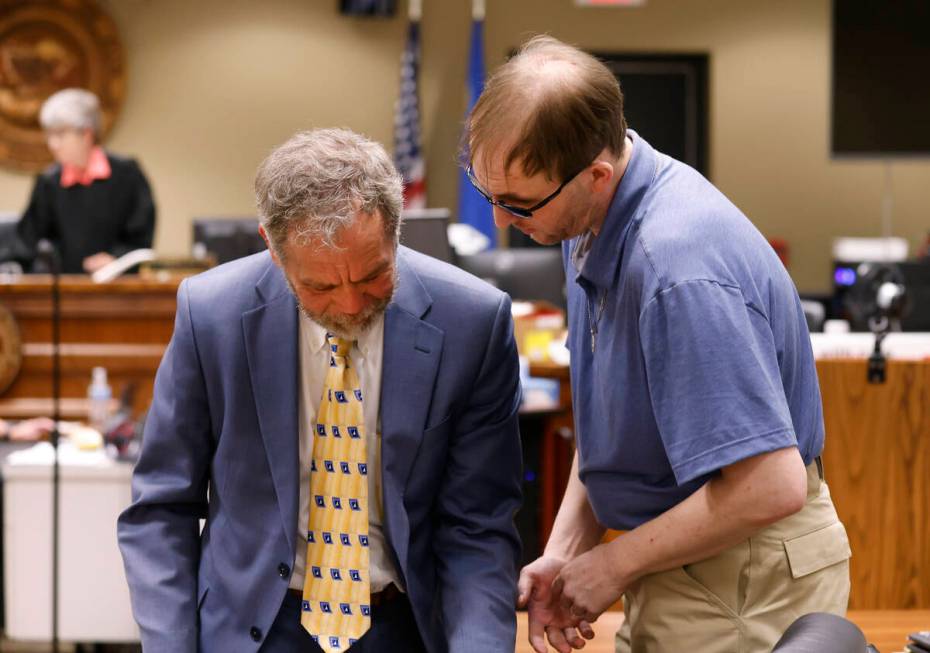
[818,359,930,609]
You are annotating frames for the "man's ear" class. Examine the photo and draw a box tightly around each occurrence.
[258,224,282,266]
[589,159,616,194]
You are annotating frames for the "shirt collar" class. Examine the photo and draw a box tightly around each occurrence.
[301,310,385,361]
[60,146,112,188]
[573,129,657,289]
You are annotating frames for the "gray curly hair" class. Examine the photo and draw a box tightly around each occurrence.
[255,128,404,254]
[39,88,102,138]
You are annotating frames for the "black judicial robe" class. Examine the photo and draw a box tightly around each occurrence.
[15,152,156,274]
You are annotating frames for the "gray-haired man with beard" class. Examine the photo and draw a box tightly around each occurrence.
[118,128,522,653]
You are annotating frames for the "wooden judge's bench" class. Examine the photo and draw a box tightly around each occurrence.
[0,275,181,420]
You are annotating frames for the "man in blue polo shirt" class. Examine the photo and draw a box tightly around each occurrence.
[464,36,851,653]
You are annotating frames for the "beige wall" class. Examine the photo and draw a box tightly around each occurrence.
[1,0,928,292]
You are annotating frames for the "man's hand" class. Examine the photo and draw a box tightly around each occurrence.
[552,542,626,625]
[9,417,55,441]
[519,555,595,653]
[83,251,115,273]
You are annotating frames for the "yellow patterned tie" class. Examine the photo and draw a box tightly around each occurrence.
[301,334,370,651]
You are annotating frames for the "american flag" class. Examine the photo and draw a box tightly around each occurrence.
[393,19,426,209]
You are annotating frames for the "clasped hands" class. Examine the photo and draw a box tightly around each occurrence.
[517,543,627,653]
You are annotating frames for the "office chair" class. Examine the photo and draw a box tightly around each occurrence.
[771,612,878,652]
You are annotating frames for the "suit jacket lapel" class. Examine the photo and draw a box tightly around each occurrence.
[242,261,300,558]
[238,249,442,571]
[380,249,443,577]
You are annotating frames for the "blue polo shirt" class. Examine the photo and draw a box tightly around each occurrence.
[563,132,824,531]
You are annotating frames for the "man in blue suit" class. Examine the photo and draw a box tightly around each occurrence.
[117,129,523,652]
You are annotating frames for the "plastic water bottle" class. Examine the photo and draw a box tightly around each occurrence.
[87,366,112,432]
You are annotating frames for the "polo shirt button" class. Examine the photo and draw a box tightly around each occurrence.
[250,626,262,642]
[278,563,290,578]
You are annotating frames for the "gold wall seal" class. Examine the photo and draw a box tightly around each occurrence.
[0,0,125,173]
[0,302,21,394]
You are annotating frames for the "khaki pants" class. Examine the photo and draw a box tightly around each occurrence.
[616,460,851,653]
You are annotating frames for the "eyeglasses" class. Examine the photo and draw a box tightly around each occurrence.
[465,163,587,219]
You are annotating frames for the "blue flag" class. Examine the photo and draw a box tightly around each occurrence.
[458,18,495,248]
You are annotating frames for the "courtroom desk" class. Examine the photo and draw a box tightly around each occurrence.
[817,359,930,609]
[1,446,138,642]
[0,275,181,418]
[515,610,930,653]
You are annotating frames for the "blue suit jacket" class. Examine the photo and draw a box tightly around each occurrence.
[117,247,523,652]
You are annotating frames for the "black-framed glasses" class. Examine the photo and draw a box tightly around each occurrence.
[465,163,587,219]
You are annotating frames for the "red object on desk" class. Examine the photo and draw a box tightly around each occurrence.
[769,237,790,268]
[528,362,574,547]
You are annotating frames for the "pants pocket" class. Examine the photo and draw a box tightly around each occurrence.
[783,521,851,579]
[681,538,750,617]
[678,566,741,620]
[621,566,743,653]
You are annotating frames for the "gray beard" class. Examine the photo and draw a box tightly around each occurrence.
[296,296,389,340]
[286,273,397,340]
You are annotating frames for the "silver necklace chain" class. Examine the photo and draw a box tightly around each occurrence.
[586,290,608,353]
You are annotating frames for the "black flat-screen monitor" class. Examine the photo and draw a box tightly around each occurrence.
[832,0,930,155]
[0,214,18,250]
[899,261,930,331]
[340,0,396,17]
[192,217,266,265]
[457,247,566,309]
[400,208,453,264]
[0,214,20,264]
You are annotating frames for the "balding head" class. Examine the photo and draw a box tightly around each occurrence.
[463,35,627,182]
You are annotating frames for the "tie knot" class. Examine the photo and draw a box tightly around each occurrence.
[326,334,352,358]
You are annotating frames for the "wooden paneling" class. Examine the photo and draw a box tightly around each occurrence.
[818,359,930,610]
[0,275,181,418]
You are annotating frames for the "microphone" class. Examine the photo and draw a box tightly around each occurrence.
[876,280,906,316]
[34,238,59,275]
[847,262,911,384]
[36,238,62,652]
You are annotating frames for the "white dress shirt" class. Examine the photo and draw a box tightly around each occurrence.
[289,311,403,593]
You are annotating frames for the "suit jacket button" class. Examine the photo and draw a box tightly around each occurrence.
[250,626,262,642]
[278,563,290,578]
